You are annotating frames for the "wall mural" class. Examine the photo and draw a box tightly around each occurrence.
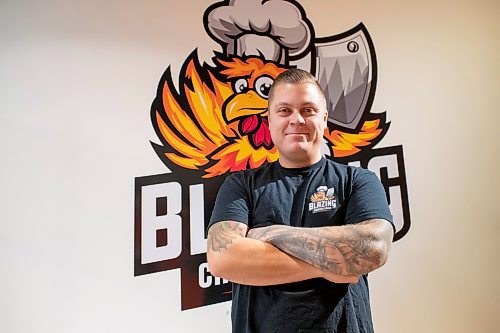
[134,0,411,310]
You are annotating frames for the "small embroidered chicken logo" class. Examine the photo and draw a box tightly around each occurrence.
[309,186,336,213]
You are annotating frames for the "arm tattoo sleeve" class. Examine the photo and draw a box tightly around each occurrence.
[246,220,391,275]
[207,221,247,252]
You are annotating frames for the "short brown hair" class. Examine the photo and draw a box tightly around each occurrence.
[268,68,325,103]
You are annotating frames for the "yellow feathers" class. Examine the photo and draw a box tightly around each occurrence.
[153,54,386,177]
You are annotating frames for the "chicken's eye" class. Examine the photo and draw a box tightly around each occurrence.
[254,76,274,99]
[234,78,248,93]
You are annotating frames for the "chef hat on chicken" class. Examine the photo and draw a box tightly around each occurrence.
[205,0,312,64]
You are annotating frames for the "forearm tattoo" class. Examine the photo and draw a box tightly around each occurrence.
[207,221,247,252]
[247,220,389,275]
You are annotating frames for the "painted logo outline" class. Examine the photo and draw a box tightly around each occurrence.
[135,0,411,311]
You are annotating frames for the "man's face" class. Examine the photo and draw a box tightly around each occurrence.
[268,82,328,168]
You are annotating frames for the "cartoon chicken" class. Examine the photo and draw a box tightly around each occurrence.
[151,0,387,178]
[218,57,285,151]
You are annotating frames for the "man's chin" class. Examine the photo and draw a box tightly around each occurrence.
[279,146,310,160]
[283,142,308,152]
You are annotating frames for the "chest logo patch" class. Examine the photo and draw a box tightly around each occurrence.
[309,186,337,213]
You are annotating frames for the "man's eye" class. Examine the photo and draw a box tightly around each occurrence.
[302,108,314,115]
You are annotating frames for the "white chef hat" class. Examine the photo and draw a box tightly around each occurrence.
[205,0,312,64]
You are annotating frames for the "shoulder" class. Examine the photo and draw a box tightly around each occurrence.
[220,162,277,192]
[322,158,356,180]
[227,161,277,182]
[351,166,380,184]
[322,159,382,194]
[324,158,376,176]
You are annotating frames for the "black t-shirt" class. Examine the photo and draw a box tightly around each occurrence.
[209,158,394,333]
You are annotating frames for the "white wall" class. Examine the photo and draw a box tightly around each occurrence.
[1,0,498,332]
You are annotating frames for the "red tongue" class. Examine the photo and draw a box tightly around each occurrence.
[241,115,259,134]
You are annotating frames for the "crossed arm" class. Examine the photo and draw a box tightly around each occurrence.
[206,219,393,286]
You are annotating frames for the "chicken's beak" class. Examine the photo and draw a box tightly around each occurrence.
[224,90,268,123]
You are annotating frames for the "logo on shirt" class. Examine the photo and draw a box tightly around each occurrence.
[309,186,337,213]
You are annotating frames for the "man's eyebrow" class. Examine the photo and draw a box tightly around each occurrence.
[273,102,293,108]
[302,102,321,108]
[273,102,320,108]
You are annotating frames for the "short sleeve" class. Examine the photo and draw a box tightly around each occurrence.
[345,168,394,230]
[208,172,250,231]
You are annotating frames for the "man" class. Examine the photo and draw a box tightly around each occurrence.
[207,68,394,333]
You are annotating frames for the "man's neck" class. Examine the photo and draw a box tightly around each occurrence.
[278,154,322,169]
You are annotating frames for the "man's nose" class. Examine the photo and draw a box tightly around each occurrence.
[290,112,305,125]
